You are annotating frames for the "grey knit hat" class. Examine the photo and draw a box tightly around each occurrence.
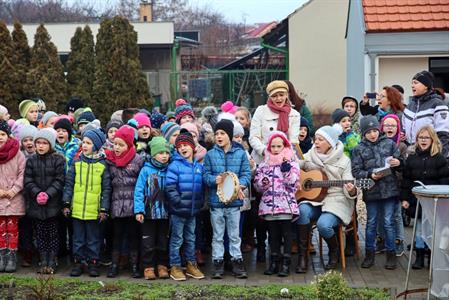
[41,111,58,126]
[360,115,380,137]
[18,125,38,142]
[34,128,57,149]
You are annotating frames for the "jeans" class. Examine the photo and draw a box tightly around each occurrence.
[169,214,196,267]
[210,207,242,261]
[72,219,101,261]
[297,203,341,239]
[365,197,396,252]
[377,199,405,242]
[415,219,426,249]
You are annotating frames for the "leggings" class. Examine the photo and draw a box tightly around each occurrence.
[267,220,292,256]
[0,216,20,250]
[35,217,59,253]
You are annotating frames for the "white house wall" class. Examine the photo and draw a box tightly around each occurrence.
[288,0,348,113]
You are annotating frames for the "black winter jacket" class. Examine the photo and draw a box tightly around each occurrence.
[401,148,449,218]
[24,152,66,220]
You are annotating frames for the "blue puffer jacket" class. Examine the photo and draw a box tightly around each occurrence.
[203,142,251,208]
[134,158,169,219]
[165,152,204,217]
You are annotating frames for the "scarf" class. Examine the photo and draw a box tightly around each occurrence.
[0,138,20,164]
[105,146,136,168]
[377,107,391,120]
[315,147,331,163]
[265,146,294,166]
[267,99,291,134]
[150,157,168,169]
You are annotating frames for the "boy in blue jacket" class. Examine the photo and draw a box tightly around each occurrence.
[165,130,204,281]
[203,119,251,279]
[134,137,171,280]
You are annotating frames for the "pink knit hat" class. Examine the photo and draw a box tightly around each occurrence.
[181,122,199,138]
[221,101,238,114]
[380,114,401,145]
[134,112,152,129]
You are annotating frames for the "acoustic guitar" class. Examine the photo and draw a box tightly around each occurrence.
[295,169,374,202]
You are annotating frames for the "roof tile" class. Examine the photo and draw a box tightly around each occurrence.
[362,0,449,32]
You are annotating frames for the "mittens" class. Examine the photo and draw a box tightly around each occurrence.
[36,192,49,205]
[280,161,292,173]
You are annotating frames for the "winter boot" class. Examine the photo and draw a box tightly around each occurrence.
[47,251,57,274]
[38,251,48,274]
[264,254,280,275]
[107,251,120,278]
[344,230,355,257]
[361,250,375,268]
[212,259,224,279]
[412,248,425,270]
[231,258,247,279]
[186,261,205,279]
[144,267,156,280]
[4,250,17,273]
[157,265,169,279]
[295,224,310,273]
[130,252,141,278]
[385,250,397,270]
[324,236,339,270]
[0,249,7,272]
[278,255,291,277]
[70,258,83,277]
[88,259,100,277]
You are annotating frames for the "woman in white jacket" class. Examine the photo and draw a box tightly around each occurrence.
[249,80,301,164]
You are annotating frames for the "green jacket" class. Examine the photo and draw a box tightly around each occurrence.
[63,153,111,220]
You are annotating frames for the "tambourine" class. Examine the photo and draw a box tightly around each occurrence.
[217,172,240,205]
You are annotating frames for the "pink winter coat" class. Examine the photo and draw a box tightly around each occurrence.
[255,153,300,218]
[0,150,26,216]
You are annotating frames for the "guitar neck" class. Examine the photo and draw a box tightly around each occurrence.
[309,180,354,188]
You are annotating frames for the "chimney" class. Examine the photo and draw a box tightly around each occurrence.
[139,0,153,22]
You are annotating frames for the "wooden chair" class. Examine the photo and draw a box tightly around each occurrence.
[315,211,359,270]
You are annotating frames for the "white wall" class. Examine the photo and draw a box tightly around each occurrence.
[378,57,428,104]
[289,0,348,113]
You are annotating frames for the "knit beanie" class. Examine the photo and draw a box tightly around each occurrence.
[214,119,234,142]
[41,111,58,126]
[110,110,123,122]
[221,101,238,114]
[0,105,8,117]
[34,128,57,149]
[133,112,152,129]
[315,124,342,149]
[0,120,11,136]
[82,128,106,152]
[65,96,84,113]
[18,125,38,142]
[360,115,380,137]
[175,129,195,151]
[201,106,218,128]
[106,119,123,133]
[300,117,309,129]
[413,70,434,89]
[217,112,236,123]
[150,136,171,157]
[380,114,401,145]
[341,96,359,113]
[181,122,199,138]
[19,99,38,118]
[175,99,195,123]
[150,110,167,129]
[267,130,291,149]
[165,111,176,120]
[233,121,244,137]
[54,118,73,140]
[114,125,135,150]
[161,122,181,141]
[331,108,350,124]
[77,110,96,126]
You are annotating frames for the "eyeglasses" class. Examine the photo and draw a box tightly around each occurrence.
[418,136,431,141]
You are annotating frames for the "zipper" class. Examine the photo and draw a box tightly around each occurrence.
[82,158,91,219]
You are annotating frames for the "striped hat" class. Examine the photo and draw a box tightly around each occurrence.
[175,99,195,123]
[161,122,180,142]
[175,129,195,151]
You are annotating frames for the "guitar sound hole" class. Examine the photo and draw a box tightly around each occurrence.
[304,179,313,190]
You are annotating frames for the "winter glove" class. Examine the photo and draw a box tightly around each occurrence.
[36,192,49,206]
[280,161,292,173]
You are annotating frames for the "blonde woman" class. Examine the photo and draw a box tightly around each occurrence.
[401,125,449,269]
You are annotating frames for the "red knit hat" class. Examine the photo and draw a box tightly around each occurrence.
[175,129,195,151]
[114,125,135,150]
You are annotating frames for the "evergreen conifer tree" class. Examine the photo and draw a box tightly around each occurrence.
[11,21,32,109]
[27,24,67,111]
[0,21,16,117]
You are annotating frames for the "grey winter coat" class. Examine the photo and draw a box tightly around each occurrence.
[108,154,145,218]
[351,135,402,201]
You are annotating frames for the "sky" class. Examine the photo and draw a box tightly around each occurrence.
[191,0,309,23]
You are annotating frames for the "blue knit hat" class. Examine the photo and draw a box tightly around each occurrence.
[161,122,181,142]
[77,110,96,126]
[150,110,167,129]
[82,128,106,152]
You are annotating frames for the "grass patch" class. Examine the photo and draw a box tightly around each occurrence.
[0,274,389,300]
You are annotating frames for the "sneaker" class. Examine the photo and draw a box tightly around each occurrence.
[395,239,405,257]
[144,267,156,280]
[70,260,83,277]
[212,259,224,279]
[375,237,386,254]
[186,261,205,279]
[232,258,248,279]
[170,265,186,281]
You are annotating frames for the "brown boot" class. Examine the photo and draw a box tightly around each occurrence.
[144,267,156,280]
[170,266,186,281]
[157,265,169,279]
[186,261,205,279]
[324,235,339,270]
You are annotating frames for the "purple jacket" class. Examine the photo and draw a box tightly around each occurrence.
[254,159,300,217]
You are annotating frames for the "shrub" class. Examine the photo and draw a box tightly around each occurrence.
[312,270,352,300]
